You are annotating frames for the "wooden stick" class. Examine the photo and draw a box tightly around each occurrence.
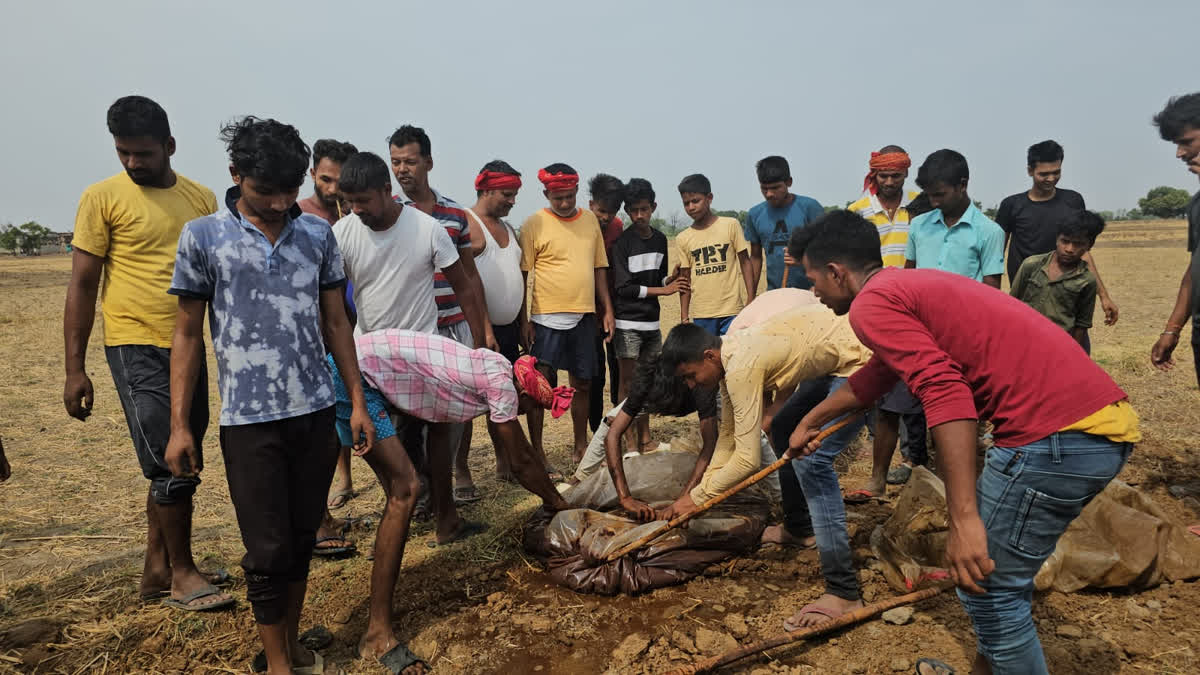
[665,582,954,675]
[11,535,132,542]
[603,415,859,563]
[781,265,790,288]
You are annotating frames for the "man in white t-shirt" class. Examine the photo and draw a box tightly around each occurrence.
[465,160,537,482]
[332,151,486,540]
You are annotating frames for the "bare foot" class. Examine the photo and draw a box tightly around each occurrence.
[760,525,815,548]
[783,594,863,630]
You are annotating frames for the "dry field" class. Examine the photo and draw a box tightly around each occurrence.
[1,219,1199,674]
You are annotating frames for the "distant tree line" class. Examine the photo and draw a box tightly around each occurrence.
[0,221,55,255]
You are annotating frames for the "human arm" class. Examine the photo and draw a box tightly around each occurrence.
[657,414,720,521]
[739,250,757,302]
[982,274,1002,289]
[687,373,764,504]
[604,408,656,521]
[980,225,1005,289]
[1081,251,1117,325]
[676,237,694,322]
[320,285,375,455]
[520,271,533,350]
[164,297,207,477]
[904,260,916,269]
[595,267,615,341]
[63,249,103,420]
[1151,264,1192,371]
[443,259,494,350]
[463,209,488,258]
[935,418,994,593]
[743,218,764,289]
[1009,261,1031,299]
[761,384,795,435]
[749,243,764,290]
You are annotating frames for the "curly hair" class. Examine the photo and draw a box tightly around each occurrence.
[219,116,310,190]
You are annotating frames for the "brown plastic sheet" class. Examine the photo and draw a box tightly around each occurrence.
[871,467,1200,593]
[523,452,768,595]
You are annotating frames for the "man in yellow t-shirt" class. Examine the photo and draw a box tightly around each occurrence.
[62,96,228,612]
[675,174,755,335]
[519,163,615,466]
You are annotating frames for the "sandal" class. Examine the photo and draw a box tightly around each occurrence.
[453,484,481,505]
[313,521,356,557]
[379,642,429,674]
[887,464,913,485]
[915,658,956,674]
[844,488,884,504]
[327,488,355,510]
[161,585,235,612]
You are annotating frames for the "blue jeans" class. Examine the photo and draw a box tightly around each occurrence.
[961,432,1131,674]
[772,377,867,600]
[693,316,734,336]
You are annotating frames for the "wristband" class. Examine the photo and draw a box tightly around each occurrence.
[1162,330,1180,336]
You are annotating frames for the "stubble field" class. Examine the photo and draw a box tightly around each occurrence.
[1,220,1199,674]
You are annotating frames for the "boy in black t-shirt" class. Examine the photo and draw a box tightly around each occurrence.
[996,140,1117,332]
[611,178,687,454]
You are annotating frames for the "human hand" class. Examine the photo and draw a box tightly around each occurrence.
[63,372,94,421]
[761,413,775,437]
[1151,332,1180,371]
[784,251,797,267]
[521,321,535,353]
[619,495,657,522]
[602,311,615,343]
[655,493,697,522]
[663,277,689,296]
[349,406,376,456]
[484,327,500,353]
[946,513,995,594]
[1101,297,1119,326]
[165,429,201,478]
[786,422,821,459]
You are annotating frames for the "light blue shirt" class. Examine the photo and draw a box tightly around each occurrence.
[905,202,1005,282]
[169,187,346,426]
[744,194,824,290]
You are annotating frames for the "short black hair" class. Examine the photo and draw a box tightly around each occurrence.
[1154,93,1200,142]
[659,323,722,373]
[588,173,626,211]
[756,156,791,184]
[1027,140,1064,168]
[787,210,883,272]
[388,124,431,156]
[624,178,656,208]
[678,174,712,195]
[915,149,969,190]
[312,139,358,169]
[107,95,171,142]
[542,162,576,176]
[878,144,906,154]
[337,152,393,193]
[476,159,521,196]
[1059,209,1106,246]
[906,192,933,219]
[630,355,694,417]
[220,117,310,190]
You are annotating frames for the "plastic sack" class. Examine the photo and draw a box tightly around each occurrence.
[524,451,769,595]
[871,467,1200,593]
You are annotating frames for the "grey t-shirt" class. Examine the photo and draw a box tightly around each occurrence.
[1188,191,1200,336]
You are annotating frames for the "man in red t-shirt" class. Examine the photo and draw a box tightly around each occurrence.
[785,211,1139,675]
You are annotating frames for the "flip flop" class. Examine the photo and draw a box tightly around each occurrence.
[915,657,956,674]
[313,535,356,557]
[783,602,844,631]
[293,651,326,675]
[379,642,429,674]
[427,520,489,548]
[453,485,481,505]
[252,648,331,674]
[161,584,235,612]
[327,488,355,510]
[844,489,884,504]
[887,465,913,485]
[545,466,564,483]
[300,625,334,651]
[139,568,232,601]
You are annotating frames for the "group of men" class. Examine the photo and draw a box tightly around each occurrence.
[55,90,1200,675]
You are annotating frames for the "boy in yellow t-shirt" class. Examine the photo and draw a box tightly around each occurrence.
[519,163,615,465]
[675,174,755,335]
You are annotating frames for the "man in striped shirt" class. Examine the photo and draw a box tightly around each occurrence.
[389,125,494,505]
[848,145,918,269]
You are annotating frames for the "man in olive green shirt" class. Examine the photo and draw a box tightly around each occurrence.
[1010,210,1105,351]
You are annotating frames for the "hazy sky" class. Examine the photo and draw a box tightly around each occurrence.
[3,0,1198,231]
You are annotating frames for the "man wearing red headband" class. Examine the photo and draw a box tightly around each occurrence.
[520,162,615,471]
[850,145,919,268]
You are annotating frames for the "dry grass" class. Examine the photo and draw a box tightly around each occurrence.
[1,219,1199,673]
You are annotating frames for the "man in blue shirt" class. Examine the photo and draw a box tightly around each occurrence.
[905,149,1005,288]
[745,156,825,290]
[166,117,373,675]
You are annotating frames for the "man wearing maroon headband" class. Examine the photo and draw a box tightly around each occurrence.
[519,163,615,470]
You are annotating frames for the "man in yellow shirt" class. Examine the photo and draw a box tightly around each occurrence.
[675,174,756,335]
[62,96,230,612]
[659,306,877,630]
[520,163,615,466]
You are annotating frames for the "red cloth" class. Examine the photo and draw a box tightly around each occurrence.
[538,168,579,192]
[513,355,574,418]
[846,268,1127,447]
[475,171,522,191]
[863,151,912,195]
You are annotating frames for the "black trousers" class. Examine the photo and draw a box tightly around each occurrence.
[220,406,340,624]
[589,335,621,431]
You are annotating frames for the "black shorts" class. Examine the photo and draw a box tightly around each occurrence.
[492,320,522,363]
[105,345,209,505]
[530,314,600,380]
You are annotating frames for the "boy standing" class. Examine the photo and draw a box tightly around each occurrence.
[1010,210,1105,350]
[520,163,615,466]
[745,156,825,290]
[676,174,756,335]
[905,149,1005,288]
[611,178,686,453]
[166,117,373,674]
[587,173,627,430]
